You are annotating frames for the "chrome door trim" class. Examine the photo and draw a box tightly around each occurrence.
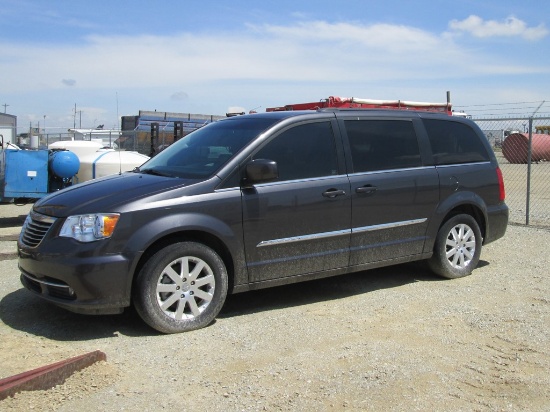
[352,218,427,234]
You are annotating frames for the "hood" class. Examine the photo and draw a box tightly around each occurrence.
[33,172,204,217]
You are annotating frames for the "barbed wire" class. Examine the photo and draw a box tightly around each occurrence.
[461,106,543,112]
[470,113,550,119]
[455,100,549,118]
[467,112,550,118]
[457,100,546,108]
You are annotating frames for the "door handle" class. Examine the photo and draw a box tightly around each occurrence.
[322,189,346,198]
[355,185,377,195]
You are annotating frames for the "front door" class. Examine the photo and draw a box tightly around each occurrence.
[242,120,351,282]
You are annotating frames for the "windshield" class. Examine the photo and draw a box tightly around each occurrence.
[138,117,278,178]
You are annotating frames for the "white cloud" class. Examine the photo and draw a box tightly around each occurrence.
[449,15,548,41]
[2,19,544,97]
[255,21,443,53]
[3,17,550,129]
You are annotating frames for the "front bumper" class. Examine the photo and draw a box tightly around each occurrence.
[18,242,135,315]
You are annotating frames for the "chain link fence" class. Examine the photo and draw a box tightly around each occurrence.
[11,113,550,228]
[473,116,550,228]
[120,116,550,229]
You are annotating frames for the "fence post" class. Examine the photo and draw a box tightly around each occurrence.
[150,122,159,157]
[526,117,533,225]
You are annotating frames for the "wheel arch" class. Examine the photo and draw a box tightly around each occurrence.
[425,193,489,254]
[131,230,237,299]
[440,203,486,240]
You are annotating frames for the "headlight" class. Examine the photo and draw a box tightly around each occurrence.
[59,213,120,242]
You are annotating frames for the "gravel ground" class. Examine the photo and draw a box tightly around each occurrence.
[0,202,549,411]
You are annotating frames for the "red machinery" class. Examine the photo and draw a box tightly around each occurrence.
[266,96,453,115]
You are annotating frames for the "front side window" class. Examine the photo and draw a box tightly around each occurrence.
[423,119,490,165]
[253,121,339,181]
[139,117,279,178]
[345,120,422,173]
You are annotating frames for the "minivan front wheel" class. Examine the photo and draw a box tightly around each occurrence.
[134,242,228,333]
[428,214,482,279]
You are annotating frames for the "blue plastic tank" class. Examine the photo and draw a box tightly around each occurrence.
[49,150,80,178]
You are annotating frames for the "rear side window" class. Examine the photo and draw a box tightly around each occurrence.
[423,119,490,165]
[253,121,339,181]
[345,120,422,173]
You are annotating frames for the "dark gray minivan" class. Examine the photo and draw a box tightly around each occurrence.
[18,109,508,333]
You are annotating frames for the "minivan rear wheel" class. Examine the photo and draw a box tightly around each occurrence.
[428,214,482,279]
[134,242,228,333]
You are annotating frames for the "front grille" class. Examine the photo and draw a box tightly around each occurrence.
[20,211,57,247]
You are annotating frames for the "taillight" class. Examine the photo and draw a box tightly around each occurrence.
[496,167,505,202]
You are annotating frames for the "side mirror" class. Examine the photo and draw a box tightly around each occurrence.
[243,159,278,185]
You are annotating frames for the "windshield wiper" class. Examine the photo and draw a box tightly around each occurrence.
[139,168,175,177]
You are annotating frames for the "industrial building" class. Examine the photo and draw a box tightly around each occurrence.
[0,112,17,146]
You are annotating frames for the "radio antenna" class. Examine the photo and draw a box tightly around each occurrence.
[117,92,122,175]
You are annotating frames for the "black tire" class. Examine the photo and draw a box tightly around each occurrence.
[428,214,482,279]
[134,242,228,333]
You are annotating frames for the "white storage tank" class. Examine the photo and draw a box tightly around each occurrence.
[49,140,104,159]
[76,151,150,183]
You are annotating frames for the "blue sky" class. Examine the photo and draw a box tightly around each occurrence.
[1,0,549,132]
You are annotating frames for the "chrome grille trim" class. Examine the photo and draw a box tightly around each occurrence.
[20,211,57,248]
